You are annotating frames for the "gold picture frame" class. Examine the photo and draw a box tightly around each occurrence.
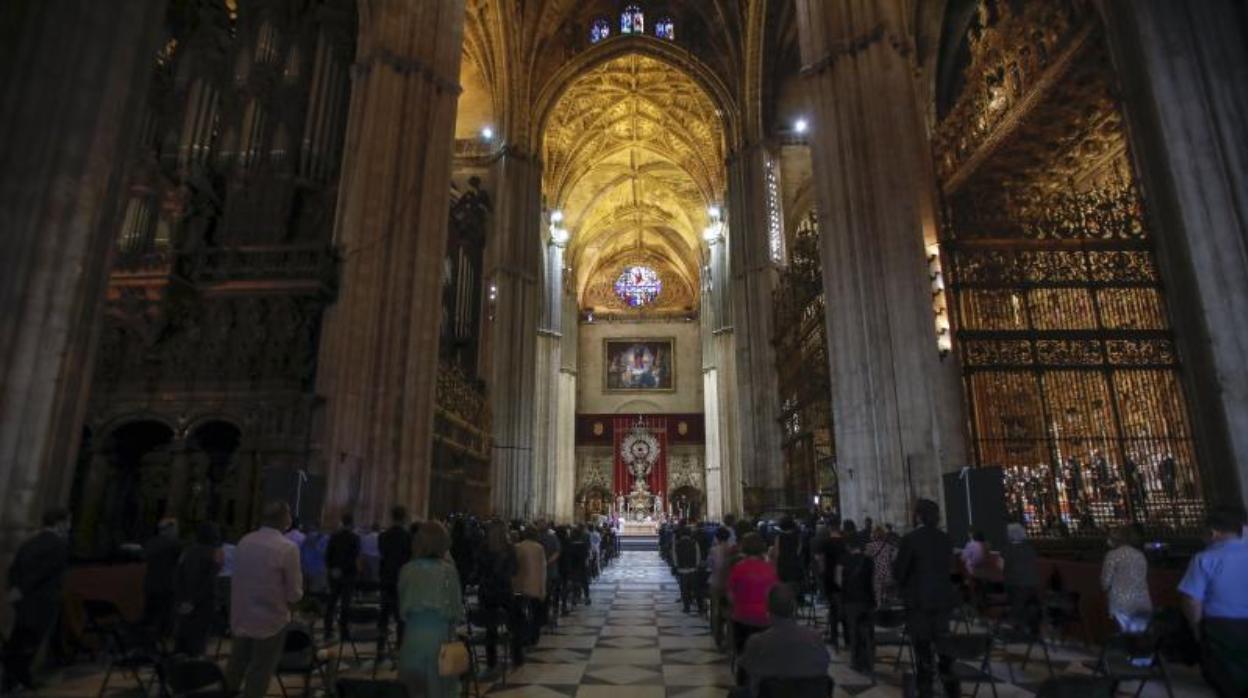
[603,338,676,393]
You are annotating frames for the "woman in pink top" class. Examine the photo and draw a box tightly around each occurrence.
[727,533,779,657]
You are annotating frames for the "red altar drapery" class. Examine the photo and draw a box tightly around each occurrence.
[612,416,668,506]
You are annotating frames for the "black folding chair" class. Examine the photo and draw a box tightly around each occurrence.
[1089,629,1175,698]
[464,605,510,687]
[939,633,999,698]
[160,656,232,698]
[337,605,387,675]
[757,675,834,697]
[86,599,162,698]
[873,606,912,672]
[991,603,1054,683]
[276,624,331,698]
[1044,590,1089,647]
[335,677,409,698]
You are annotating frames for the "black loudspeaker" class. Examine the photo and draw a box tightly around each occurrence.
[943,467,1008,550]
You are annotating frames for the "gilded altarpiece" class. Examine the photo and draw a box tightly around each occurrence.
[772,212,837,512]
[934,0,1204,536]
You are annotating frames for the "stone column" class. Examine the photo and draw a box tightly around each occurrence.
[1099,0,1248,509]
[795,0,969,525]
[532,234,563,519]
[725,144,785,506]
[485,151,542,518]
[0,0,166,585]
[317,0,465,523]
[701,230,743,517]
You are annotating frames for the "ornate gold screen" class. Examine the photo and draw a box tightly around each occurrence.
[935,1,1204,537]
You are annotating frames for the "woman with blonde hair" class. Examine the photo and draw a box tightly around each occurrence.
[397,520,464,698]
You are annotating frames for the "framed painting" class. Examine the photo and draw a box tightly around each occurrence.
[604,338,675,392]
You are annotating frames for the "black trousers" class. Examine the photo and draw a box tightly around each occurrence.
[378,585,403,652]
[145,590,176,641]
[907,608,957,698]
[174,604,215,656]
[324,577,355,638]
[1201,617,1248,698]
[2,600,56,690]
[842,602,875,673]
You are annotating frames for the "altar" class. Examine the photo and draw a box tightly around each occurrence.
[621,519,659,536]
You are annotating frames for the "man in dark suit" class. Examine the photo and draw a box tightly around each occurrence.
[143,517,183,643]
[3,508,71,692]
[893,498,959,698]
[377,505,412,652]
[732,583,830,697]
[324,513,360,640]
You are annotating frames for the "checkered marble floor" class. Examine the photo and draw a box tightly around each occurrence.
[33,550,1216,697]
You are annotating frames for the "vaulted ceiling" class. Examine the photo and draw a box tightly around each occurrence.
[542,54,725,314]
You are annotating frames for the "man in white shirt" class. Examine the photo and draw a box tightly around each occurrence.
[226,501,303,698]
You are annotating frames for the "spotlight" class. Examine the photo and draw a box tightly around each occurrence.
[702,225,722,243]
[794,118,808,134]
[550,209,563,223]
[550,226,569,245]
[706,205,721,220]
[481,126,494,140]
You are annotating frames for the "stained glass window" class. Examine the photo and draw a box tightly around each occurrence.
[614,265,662,307]
[655,17,674,40]
[621,5,644,35]
[590,18,611,44]
[765,156,784,263]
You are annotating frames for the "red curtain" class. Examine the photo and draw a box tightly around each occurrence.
[612,416,668,508]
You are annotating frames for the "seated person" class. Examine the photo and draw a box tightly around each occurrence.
[732,584,830,698]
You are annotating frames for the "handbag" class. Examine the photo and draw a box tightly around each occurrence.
[438,638,470,677]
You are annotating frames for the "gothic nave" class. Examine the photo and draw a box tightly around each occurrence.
[1,0,1247,696]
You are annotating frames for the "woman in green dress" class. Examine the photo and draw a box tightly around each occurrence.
[397,520,464,698]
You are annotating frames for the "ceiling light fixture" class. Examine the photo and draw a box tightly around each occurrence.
[794,118,809,134]
[481,126,494,140]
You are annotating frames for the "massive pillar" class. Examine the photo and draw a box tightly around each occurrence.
[0,0,165,581]
[486,151,542,518]
[532,231,564,520]
[795,0,968,525]
[725,145,786,507]
[317,0,465,522]
[1099,0,1248,509]
[702,230,744,517]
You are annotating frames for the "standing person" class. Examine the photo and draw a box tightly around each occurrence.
[771,517,805,599]
[817,520,849,646]
[727,532,780,675]
[1001,523,1041,633]
[360,523,381,582]
[707,526,734,648]
[588,525,603,578]
[396,521,464,698]
[284,518,306,548]
[565,527,591,607]
[537,520,561,627]
[864,525,899,606]
[174,522,223,656]
[2,508,70,692]
[379,506,413,652]
[226,501,302,698]
[675,526,704,613]
[841,535,877,673]
[1179,507,1248,698]
[512,527,548,659]
[325,513,361,640]
[893,499,959,698]
[477,520,518,673]
[300,524,328,595]
[143,517,183,643]
[1101,524,1152,633]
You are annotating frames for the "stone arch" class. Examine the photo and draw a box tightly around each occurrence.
[531,36,742,154]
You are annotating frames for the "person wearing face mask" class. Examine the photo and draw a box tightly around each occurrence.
[3,508,71,692]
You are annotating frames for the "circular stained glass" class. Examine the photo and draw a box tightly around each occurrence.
[614,265,662,308]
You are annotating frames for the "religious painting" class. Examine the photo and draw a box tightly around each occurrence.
[604,338,675,392]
